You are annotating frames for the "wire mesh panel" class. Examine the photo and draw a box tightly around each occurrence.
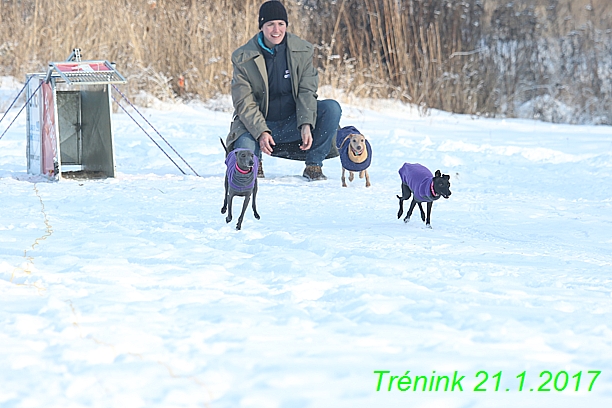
[50,61,127,85]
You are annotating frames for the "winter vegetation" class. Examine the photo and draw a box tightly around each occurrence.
[1,0,612,124]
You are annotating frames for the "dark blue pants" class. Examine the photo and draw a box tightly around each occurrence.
[234,99,342,167]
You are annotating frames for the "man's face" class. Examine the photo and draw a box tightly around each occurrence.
[261,20,286,46]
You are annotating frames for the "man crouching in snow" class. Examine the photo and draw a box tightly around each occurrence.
[225,1,342,181]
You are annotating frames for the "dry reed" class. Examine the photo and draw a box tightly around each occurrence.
[1,0,611,123]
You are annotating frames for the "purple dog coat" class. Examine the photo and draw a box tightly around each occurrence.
[225,149,259,192]
[398,163,438,202]
[336,126,372,172]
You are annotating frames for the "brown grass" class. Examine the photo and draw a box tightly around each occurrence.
[0,0,297,101]
[1,0,611,123]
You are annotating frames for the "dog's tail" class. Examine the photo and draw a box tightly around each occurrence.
[220,137,229,155]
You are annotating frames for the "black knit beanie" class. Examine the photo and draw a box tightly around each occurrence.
[258,1,288,29]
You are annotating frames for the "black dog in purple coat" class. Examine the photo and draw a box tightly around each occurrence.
[397,163,451,228]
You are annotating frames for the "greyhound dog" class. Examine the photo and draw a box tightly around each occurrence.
[336,125,372,187]
[397,163,451,228]
[220,138,260,230]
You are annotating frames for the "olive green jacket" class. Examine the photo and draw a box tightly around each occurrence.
[226,32,318,148]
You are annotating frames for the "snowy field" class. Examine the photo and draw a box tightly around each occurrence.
[1,79,612,408]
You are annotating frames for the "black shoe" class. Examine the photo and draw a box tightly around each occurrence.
[257,162,265,178]
[302,165,327,181]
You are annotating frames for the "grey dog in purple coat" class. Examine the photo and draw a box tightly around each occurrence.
[221,138,260,230]
[397,163,451,228]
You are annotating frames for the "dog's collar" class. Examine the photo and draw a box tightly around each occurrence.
[235,163,251,174]
[350,145,363,156]
[430,181,438,197]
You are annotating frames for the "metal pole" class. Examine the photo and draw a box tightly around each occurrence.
[111,95,187,175]
[0,81,43,142]
[111,85,201,177]
[0,76,33,127]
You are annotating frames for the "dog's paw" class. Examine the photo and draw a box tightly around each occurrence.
[221,206,227,214]
[426,223,432,229]
[403,216,410,223]
[254,212,260,220]
[226,216,232,223]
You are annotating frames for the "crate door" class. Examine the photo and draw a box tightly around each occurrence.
[57,91,82,165]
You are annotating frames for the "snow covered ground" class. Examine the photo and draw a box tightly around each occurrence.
[1,79,612,408]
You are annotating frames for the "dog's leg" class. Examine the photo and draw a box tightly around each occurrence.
[417,202,426,223]
[349,171,354,182]
[341,168,347,187]
[363,170,371,187]
[236,194,251,230]
[405,199,417,223]
[252,181,260,220]
[221,176,229,214]
[225,193,234,224]
[425,202,433,228]
[397,184,412,219]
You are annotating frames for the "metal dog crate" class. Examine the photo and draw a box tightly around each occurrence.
[26,49,127,180]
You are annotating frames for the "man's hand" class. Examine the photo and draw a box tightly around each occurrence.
[300,125,313,151]
[259,131,275,155]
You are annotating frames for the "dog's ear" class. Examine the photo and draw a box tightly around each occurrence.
[443,174,450,180]
[435,170,441,177]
